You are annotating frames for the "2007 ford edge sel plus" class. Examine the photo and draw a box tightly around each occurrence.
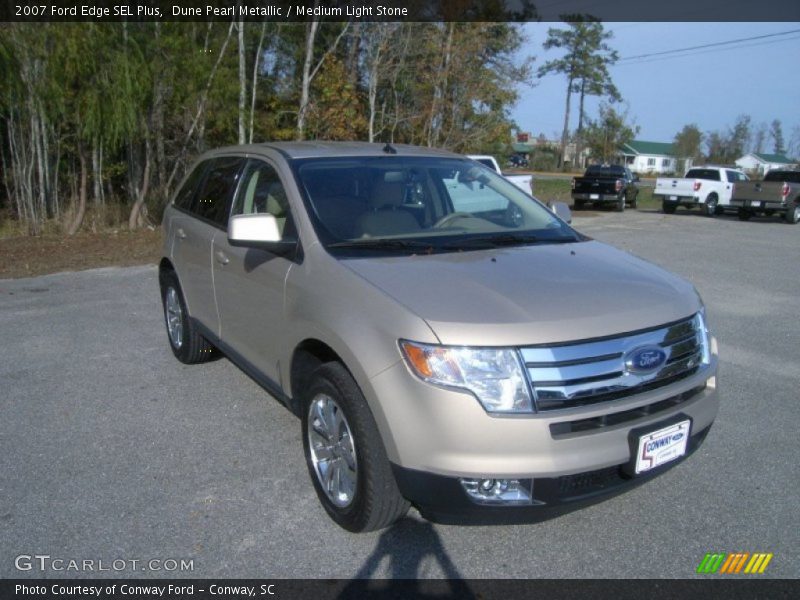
[160,142,719,532]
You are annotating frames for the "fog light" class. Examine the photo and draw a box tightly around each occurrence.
[460,478,533,505]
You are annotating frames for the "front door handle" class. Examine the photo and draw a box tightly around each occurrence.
[215,251,229,266]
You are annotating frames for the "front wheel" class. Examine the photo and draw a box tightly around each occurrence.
[616,194,625,212]
[302,363,409,532]
[630,191,638,210]
[786,204,800,224]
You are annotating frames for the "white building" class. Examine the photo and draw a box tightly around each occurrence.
[619,141,689,175]
[735,153,796,176]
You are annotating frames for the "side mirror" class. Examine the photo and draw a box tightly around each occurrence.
[228,213,297,254]
[548,201,572,224]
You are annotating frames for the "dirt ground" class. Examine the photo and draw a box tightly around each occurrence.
[0,228,162,279]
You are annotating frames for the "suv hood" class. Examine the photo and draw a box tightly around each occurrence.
[342,241,700,346]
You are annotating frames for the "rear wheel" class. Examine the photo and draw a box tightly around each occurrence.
[737,209,752,221]
[786,204,800,224]
[302,362,409,532]
[704,194,718,217]
[159,270,215,364]
[662,200,677,214]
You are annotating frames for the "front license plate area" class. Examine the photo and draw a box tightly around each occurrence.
[624,414,693,477]
[635,421,690,474]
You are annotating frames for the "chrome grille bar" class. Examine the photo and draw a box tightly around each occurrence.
[520,315,703,411]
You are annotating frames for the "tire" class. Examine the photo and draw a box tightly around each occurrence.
[159,270,215,364]
[786,203,800,224]
[302,362,409,532]
[662,200,677,214]
[616,194,625,212]
[704,194,718,217]
[737,209,752,221]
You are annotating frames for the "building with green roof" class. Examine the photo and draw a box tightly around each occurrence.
[619,140,688,175]
[735,152,797,176]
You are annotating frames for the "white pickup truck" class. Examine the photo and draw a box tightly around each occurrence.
[468,155,533,195]
[655,166,749,216]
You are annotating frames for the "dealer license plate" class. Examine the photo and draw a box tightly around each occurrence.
[669,195,678,201]
[590,194,599,200]
[634,420,691,474]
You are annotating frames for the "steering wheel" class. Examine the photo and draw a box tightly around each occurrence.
[433,212,473,228]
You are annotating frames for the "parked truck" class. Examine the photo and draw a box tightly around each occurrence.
[730,169,800,224]
[655,166,748,216]
[468,155,533,195]
[571,164,639,212]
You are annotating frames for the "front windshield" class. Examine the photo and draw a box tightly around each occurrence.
[293,156,580,255]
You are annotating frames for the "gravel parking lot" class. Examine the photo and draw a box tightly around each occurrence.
[1,209,798,579]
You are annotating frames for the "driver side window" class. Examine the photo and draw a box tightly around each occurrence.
[232,160,294,238]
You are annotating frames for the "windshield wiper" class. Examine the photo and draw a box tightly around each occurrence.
[440,233,575,249]
[327,239,436,251]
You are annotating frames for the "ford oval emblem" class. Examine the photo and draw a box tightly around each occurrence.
[625,346,667,373]
[672,432,685,442]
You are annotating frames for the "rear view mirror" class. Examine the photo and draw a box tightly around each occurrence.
[548,201,572,224]
[228,213,297,254]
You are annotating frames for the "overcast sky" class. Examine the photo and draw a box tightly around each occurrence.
[511,22,800,153]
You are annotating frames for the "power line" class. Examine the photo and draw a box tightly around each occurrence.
[614,34,800,67]
[617,29,800,62]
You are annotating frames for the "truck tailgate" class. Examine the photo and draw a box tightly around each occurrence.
[731,181,785,204]
[655,178,695,198]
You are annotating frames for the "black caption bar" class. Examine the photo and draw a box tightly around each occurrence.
[2,579,799,600]
[2,0,800,22]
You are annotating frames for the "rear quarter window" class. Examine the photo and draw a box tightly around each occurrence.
[765,171,800,183]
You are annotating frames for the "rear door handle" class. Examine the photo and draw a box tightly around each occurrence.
[215,251,229,266]
[176,228,187,239]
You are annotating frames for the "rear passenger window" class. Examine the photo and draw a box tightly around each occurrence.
[173,162,207,211]
[194,157,244,226]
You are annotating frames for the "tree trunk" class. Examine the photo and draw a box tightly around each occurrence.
[237,18,246,144]
[128,136,151,230]
[248,22,267,144]
[67,147,88,236]
[576,80,586,169]
[559,76,574,170]
[296,18,350,141]
[297,20,319,141]
[166,21,235,195]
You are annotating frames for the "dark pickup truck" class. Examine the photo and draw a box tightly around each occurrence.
[571,165,639,211]
[731,169,800,224]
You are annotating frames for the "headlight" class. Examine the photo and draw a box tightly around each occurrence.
[694,309,711,366]
[399,341,533,413]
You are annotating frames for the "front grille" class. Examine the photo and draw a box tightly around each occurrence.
[549,384,706,437]
[521,315,706,411]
